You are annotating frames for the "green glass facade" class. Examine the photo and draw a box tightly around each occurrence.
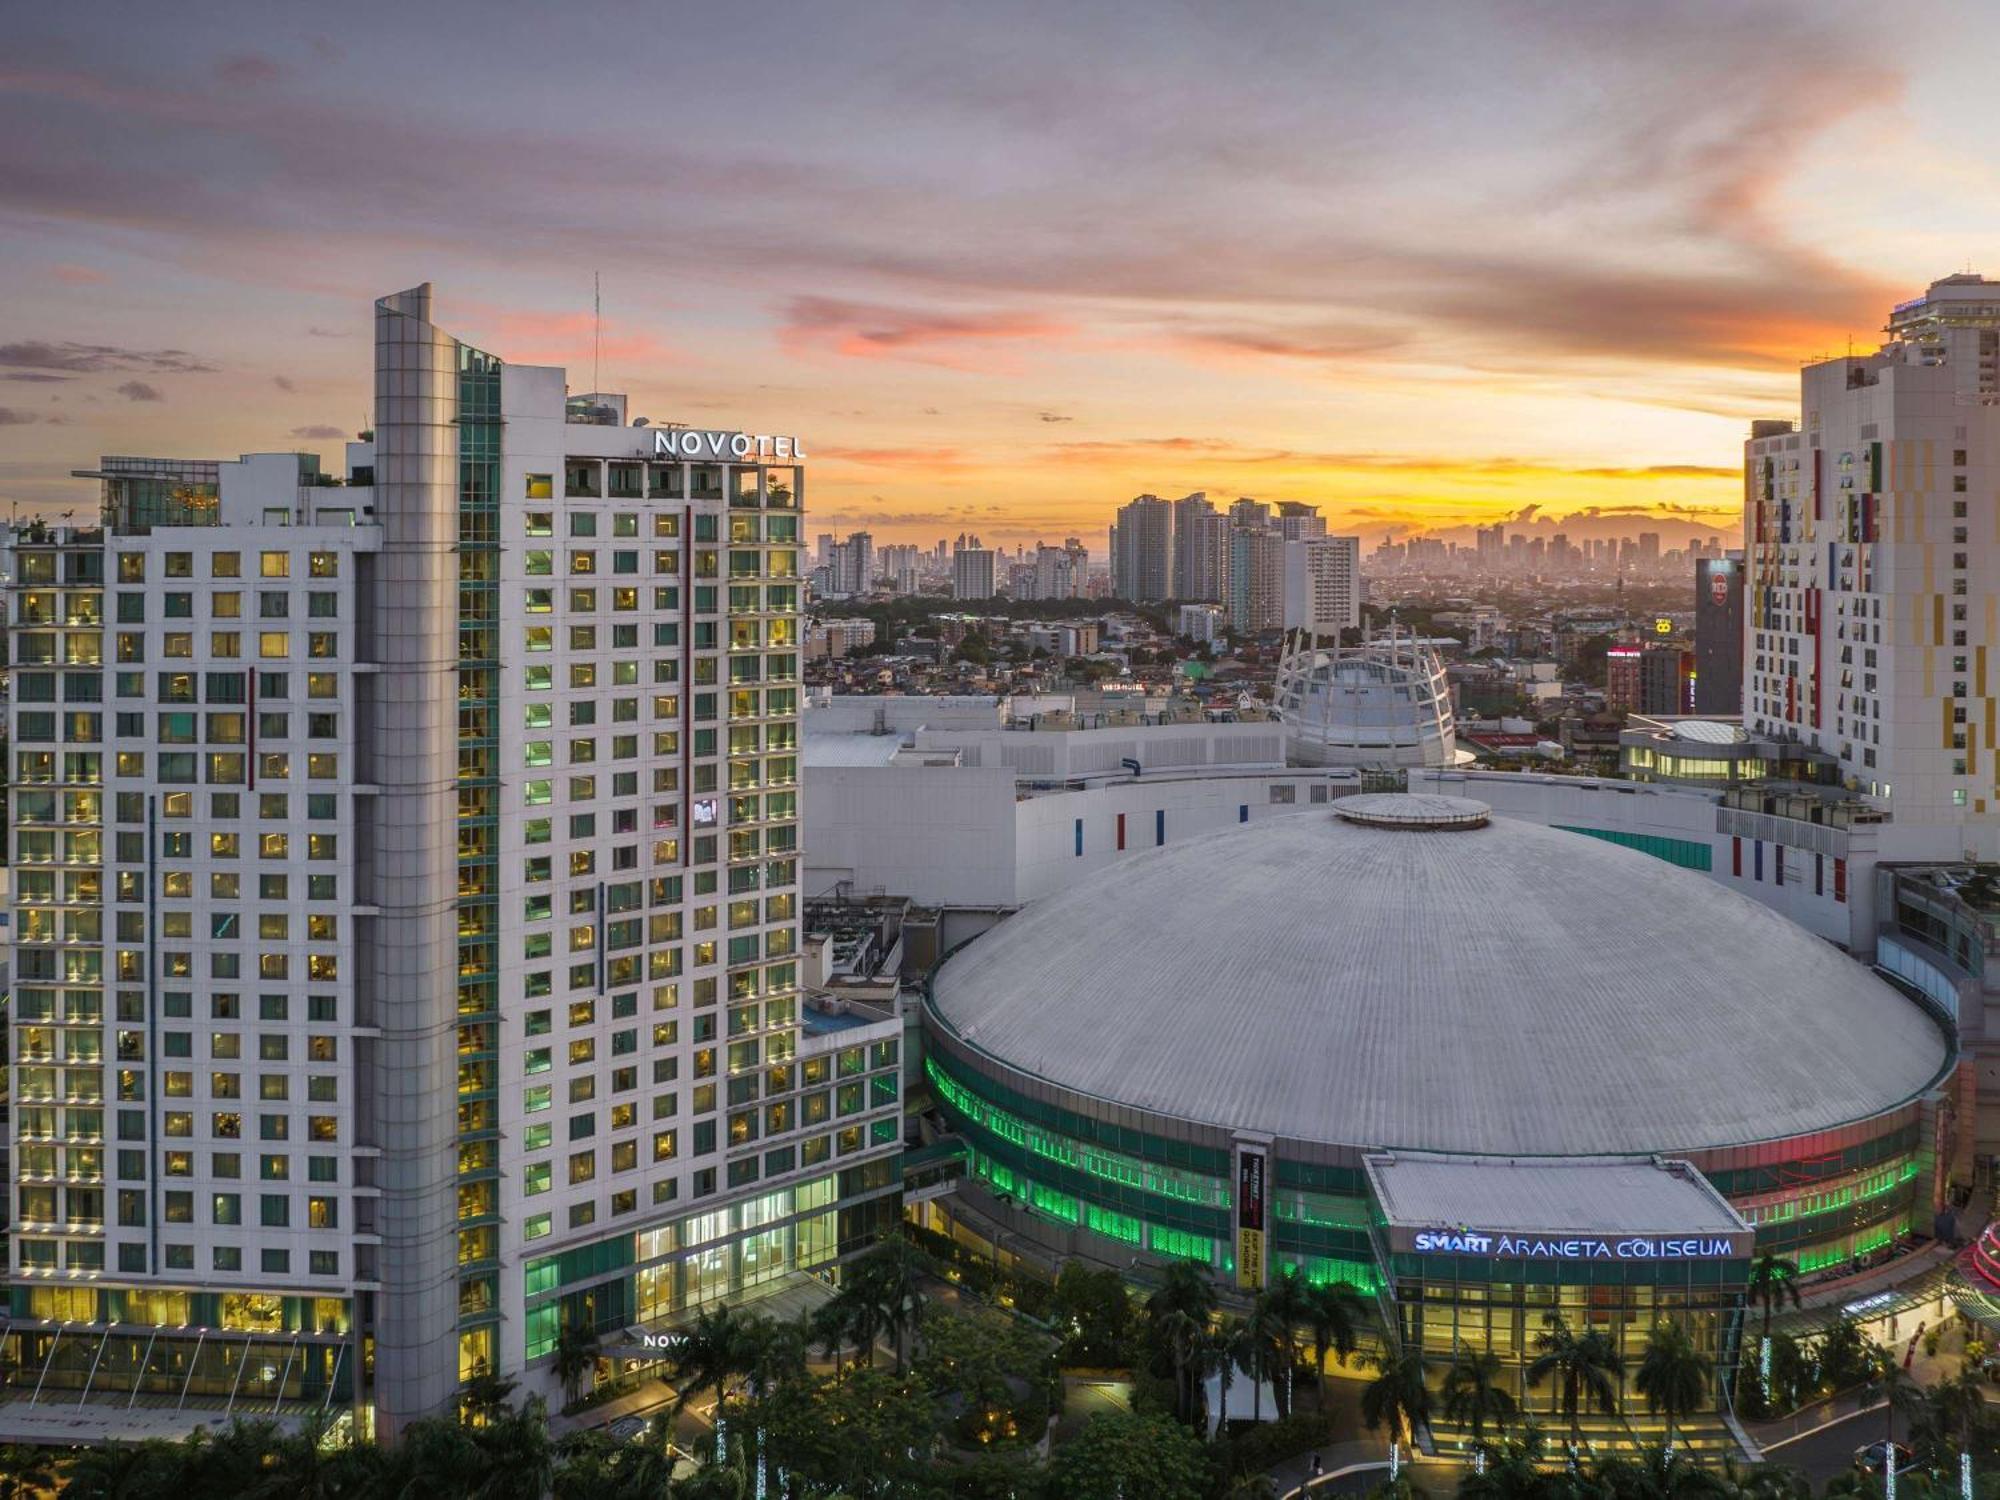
[927,1041,1930,1304]
[1552,825,1713,871]
[927,1052,1377,1291]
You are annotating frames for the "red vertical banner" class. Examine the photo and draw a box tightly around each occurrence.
[1806,589,1822,728]
[1234,1141,1268,1292]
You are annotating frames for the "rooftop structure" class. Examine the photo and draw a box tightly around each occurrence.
[1275,629,1455,770]
[1364,1154,1752,1247]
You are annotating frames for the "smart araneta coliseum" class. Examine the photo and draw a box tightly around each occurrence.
[916,795,1961,1438]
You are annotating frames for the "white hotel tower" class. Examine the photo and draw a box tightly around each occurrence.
[2,286,902,1438]
[1745,273,2000,837]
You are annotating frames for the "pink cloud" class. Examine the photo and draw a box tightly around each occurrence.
[778,297,1070,371]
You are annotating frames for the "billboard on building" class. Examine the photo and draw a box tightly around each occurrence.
[1235,1139,1268,1291]
[1694,556,1744,715]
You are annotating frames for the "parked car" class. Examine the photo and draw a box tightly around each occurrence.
[1853,1442,1918,1476]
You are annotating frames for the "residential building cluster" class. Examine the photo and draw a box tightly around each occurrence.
[1107,492,1361,637]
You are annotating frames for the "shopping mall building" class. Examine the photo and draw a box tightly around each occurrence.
[917,795,1964,1432]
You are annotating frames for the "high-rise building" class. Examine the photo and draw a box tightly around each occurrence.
[1108,494,1174,601]
[1746,273,2000,822]
[1693,553,1744,715]
[1181,510,1230,603]
[1227,522,1285,634]
[877,543,922,595]
[1177,603,1225,642]
[4,285,902,1437]
[1273,501,1326,541]
[1638,644,1692,716]
[1280,535,1361,638]
[1605,640,1643,711]
[951,534,995,599]
[1169,492,1214,600]
[1018,542,1083,601]
[822,530,874,596]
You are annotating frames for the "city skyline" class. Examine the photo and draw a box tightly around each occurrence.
[5,1,2000,544]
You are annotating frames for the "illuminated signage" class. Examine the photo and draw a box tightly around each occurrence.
[1654,617,1674,636]
[1410,1229,1737,1260]
[652,429,807,461]
[641,1332,689,1351]
[1235,1143,1267,1291]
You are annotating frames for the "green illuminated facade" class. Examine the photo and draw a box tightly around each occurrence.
[924,1039,1930,1298]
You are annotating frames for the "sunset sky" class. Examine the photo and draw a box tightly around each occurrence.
[3,1,1998,547]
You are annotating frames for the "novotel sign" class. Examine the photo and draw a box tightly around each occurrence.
[1409,1229,1741,1261]
[652,429,807,461]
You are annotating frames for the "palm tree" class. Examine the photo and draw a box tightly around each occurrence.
[1203,1316,1247,1433]
[1634,1321,1709,1454]
[1720,1456,1815,1500]
[1442,1345,1518,1457]
[467,1396,559,1500]
[1599,1443,1734,1500]
[1362,1347,1433,1449]
[1303,1278,1369,1405]
[1526,1312,1623,1465]
[848,1236,930,1373]
[737,1312,805,1398]
[1746,1255,1803,1355]
[1153,1302,1206,1425]
[1459,1451,1547,1500]
[736,1312,805,1500]
[1239,1296,1291,1422]
[808,1294,854,1375]
[551,1321,601,1408]
[1145,1260,1218,1424]
[266,1410,384,1500]
[460,1368,520,1424]
[1865,1344,1926,1457]
[0,1447,54,1500]
[55,1440,182,1499]
[1924,1368,1990,1470]
[669,1303,753,1424]
[1261,1267,1314,1416]
[821,1277,884,1371]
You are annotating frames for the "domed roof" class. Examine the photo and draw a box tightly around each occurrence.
[928,798,1951,1156]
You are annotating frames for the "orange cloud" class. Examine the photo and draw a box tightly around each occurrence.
[778,296,1070,370]
[813,444,977,472]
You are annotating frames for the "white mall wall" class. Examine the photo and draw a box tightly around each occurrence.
[806,764,1360,908]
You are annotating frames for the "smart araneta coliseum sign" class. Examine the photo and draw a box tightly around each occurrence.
[1410,1229,1740,1261]
[652,429,807,461]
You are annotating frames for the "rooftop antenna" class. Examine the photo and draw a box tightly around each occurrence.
[593,271,601,398]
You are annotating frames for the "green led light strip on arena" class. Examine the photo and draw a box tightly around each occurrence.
[928,1054,1226,1207]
